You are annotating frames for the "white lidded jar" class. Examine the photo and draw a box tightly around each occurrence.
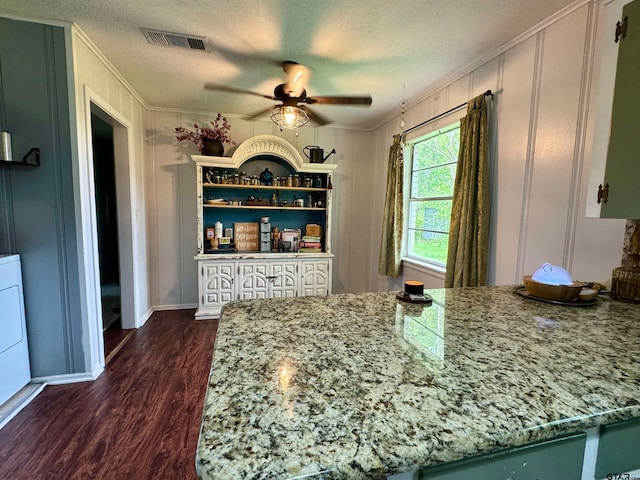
[531,263,573,286]
[214,221,223,239]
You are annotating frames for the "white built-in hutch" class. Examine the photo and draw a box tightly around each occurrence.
[192,135,337,319]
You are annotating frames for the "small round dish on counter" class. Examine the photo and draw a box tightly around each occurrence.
[523,275,585,302]
[514,283,597,307]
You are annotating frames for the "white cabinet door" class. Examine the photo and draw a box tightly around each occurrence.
[201,262,234,306]
[238,263,269,300]
[270,261,298,298]
[239,261,298,299]
[300,259,331,296]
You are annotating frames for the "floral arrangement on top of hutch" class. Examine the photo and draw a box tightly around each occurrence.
[191,134,337,319]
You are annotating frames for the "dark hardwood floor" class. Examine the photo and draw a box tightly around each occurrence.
[0,310,218,480]
[103,317,136,365]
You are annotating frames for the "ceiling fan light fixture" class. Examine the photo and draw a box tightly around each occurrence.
[271,105,309,129]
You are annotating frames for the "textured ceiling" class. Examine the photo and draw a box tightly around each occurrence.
[2,0,578,129]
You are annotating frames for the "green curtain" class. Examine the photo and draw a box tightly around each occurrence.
[445,94,491,288]
[378,134,404,278]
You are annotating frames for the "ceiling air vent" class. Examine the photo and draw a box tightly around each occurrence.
[141,28,208,51]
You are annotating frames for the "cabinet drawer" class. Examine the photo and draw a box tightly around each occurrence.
[595,418,640,478]
[420,433,585,480]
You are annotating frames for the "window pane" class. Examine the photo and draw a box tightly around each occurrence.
[405,123,459,267]
[408,199,452,232]
[407,230,449,265]
[412,129,460,170]
[411,164,456,198]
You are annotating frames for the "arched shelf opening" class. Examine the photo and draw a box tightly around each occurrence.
[192,134,336,173]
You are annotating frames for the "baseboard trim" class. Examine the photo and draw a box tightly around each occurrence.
[152,303,198,311]
[0,382,46,430]
[31,371,101,385]
[138,307,154,327]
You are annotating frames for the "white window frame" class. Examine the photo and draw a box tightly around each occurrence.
[402,120,461,271]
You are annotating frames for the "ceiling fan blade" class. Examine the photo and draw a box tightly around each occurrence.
[246,106,275,120]
[299,105,330,126]
[204,83,275,100]
[282,60,301,76]
[281,61,310,98]
[304,95,372,106]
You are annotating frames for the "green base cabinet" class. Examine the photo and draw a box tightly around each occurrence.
[420,433,586,480]
[595,419,640,478]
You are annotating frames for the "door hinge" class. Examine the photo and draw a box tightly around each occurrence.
[615,16,628,43]
[597,183,609,204]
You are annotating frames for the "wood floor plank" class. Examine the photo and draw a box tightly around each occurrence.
[0,309,218,480]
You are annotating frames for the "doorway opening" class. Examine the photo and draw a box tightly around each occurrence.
[88,102,137,365]
[90,113,121,333]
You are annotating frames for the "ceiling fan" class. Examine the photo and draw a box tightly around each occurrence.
[204,61,372,128]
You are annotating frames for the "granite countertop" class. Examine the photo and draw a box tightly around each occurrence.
[196,286,640,479]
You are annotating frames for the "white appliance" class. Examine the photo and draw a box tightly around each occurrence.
[0,254,31,405]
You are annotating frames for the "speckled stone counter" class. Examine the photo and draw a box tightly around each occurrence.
[196,286,640,479]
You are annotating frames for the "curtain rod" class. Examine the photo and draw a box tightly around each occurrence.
[403,90,493,135]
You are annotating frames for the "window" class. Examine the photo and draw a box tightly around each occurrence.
[405,122,460,266]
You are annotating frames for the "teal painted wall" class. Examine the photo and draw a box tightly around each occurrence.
[0,18,85,376]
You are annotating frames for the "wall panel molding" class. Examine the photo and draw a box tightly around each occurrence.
[515,31,545,281]
[565,2,598,272]
[44,24,76,373]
